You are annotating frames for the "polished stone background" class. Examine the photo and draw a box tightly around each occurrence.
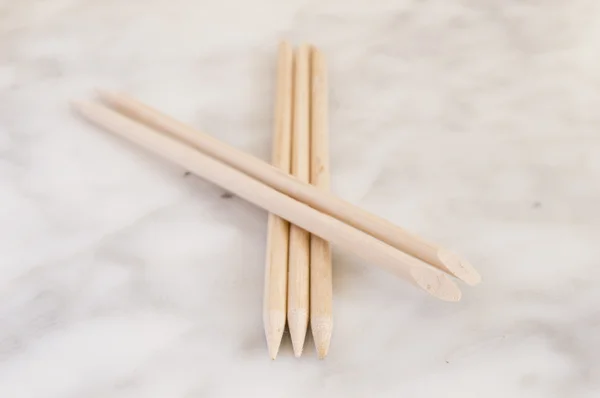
[1,1,600,397]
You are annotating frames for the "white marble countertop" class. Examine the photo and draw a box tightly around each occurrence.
[2,1,600,397]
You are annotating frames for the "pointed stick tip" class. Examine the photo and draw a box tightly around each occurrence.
[278,40,292,50]
[267,342,281,360]
[311,317,332,359]
[288,309,308,358]
[264,310,286,360]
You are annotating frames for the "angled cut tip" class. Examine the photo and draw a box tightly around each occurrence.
[95,88,119,104]
[437,249,481,286]
[70,100,85,111]
[278,40,292,51]
[411,267,462,302]
[70,100,98,117]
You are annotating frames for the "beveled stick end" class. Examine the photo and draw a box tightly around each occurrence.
[437,249,481,286]
[411,267,462,302]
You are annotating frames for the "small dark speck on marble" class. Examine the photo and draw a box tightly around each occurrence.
[184,171,191,177]
[532,201,542,209]
[221,192,234,199]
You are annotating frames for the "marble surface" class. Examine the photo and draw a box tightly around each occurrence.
[2,1,600,397]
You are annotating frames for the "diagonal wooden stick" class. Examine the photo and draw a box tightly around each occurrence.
[73,101,462,302]
[95,90,480,285]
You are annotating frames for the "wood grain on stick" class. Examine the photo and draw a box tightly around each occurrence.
[263,41,293,360]
[94,91,479,285]
[73,102,462,303]
[287,44,311,358]
[309,46,333,360]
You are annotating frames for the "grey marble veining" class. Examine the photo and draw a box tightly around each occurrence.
[2,1,600,397]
